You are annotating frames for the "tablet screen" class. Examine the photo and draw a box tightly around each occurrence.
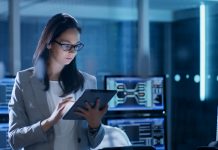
[63,89,117,120]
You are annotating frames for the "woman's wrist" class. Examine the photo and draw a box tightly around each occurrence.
[41,119,53,132]
[88,120,101,129]
[88,124,101,135]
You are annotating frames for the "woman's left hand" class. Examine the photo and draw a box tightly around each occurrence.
[75,99,108,128]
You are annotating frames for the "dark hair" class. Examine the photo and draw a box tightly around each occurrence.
[33,13,84,97]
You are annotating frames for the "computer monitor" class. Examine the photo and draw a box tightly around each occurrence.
[0,123,11,150]
[105,76,165,111]
[0,78,15,108]
[107,117,166,150]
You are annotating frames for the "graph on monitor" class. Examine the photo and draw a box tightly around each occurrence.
[105,76,165,111]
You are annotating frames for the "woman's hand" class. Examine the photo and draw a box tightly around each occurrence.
[75,99,108,128]
[41,97,73,132]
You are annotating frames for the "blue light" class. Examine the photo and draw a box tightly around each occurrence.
[194,75,200,83]
[174,74,181,82]
[200,3,206,101]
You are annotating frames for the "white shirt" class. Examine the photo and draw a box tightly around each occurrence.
[46,81,76,150]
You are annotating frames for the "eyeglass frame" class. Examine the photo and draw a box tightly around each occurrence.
[53,40,84,52]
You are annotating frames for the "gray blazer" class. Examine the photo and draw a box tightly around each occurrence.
[8,67,105,150]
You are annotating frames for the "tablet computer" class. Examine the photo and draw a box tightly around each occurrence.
[63,89,117,120]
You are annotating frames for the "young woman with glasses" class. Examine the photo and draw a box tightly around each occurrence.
[8,13,107,150]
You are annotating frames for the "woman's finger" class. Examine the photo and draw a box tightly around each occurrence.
[101,104,108,114]
[57,100,70,110]
[62,97,73,102]
[94,99,100,109]
[74,111,86,118]
[57,104,66,112]
[76,107,88,114]
[85,102,91,110]
[59,98,73,106]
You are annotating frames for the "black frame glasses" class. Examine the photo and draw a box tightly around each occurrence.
[53,40,84,52]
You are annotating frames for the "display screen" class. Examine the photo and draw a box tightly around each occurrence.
[0,78,14,108]
[105,76,165,111]
[0,123,11,150]
[107,117,166,150]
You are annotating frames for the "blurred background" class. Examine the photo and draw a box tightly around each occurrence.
[1,0,218,150]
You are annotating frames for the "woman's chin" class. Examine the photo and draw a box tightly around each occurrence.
[64,59,73,65]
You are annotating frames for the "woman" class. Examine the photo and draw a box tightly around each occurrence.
[8,13,107,150]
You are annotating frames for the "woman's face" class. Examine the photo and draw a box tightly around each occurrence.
[49,28,81,66]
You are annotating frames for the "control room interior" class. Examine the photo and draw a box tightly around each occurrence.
[1,0,218,150]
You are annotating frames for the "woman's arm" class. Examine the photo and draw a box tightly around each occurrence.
[78,73,107,148]
[8,73,49,149]
[8,72,74,149]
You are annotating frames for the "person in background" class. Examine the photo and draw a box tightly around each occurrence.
[8,13,107,150]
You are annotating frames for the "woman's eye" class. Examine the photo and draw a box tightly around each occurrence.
[62,44,71,50]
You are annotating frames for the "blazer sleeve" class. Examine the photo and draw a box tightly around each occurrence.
[8,72,48,150]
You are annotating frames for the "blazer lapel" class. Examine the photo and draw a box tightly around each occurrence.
[30,75,51,118]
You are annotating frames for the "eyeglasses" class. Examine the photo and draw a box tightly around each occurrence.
[53,40,84,52]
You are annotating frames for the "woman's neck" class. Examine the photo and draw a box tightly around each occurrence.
[48,72,59,81]
[47,61,64,81]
